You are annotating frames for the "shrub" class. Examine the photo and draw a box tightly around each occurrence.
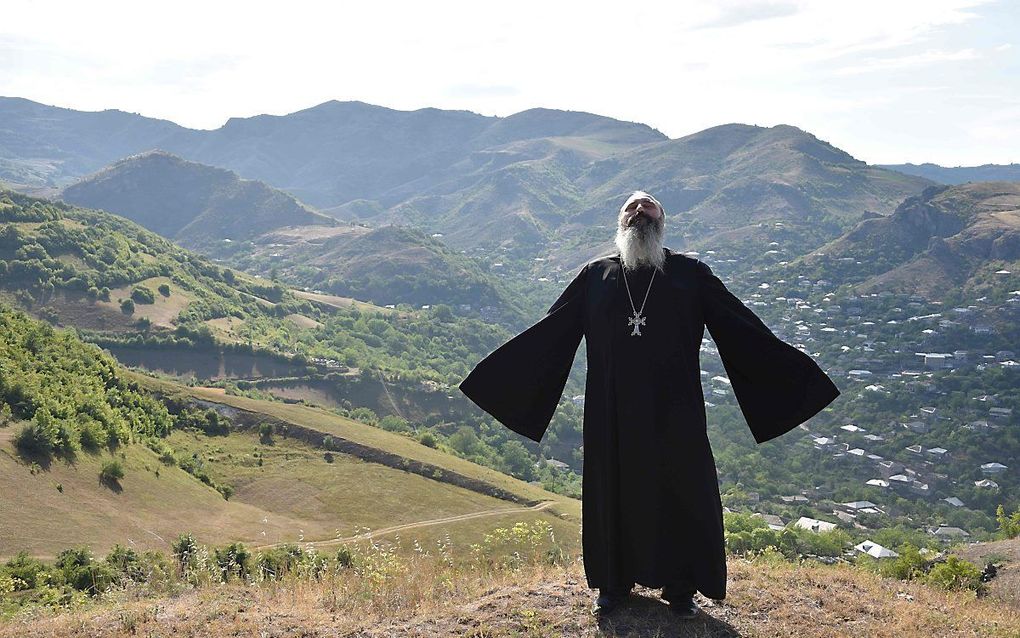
[55,545,117,595]
[131,286,155,304]
[213,542,250,581]
[335,545,355,569]
[100,459,125,484]
[171,533,200,574]
[105,544,145,582]
[925,555,984,591]
[878,543,929,580]
[3,552,51,590]
[258,422,274,444]
[418,431,438,448]
[13,422,55,457]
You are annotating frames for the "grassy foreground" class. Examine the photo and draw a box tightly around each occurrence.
[3,538,1018,638]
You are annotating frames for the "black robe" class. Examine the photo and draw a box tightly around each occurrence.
[458,247,841,599]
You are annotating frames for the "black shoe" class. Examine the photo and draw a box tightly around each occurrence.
[591,585,633,614]
[665,594,700,619]
[662,586,700,620]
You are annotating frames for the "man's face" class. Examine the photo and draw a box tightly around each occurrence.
[619,195,663,229]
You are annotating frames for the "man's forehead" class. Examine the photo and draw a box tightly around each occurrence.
[623,192,661,208]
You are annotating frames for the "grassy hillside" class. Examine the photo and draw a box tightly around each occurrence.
[0,188,315,336]
[792,182,1020,301]
[56,151,517,313]
[0,302,577,561]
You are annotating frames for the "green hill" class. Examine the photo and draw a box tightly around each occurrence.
[59,150,337,251]
[0,302,578,560]
[56,152,515,313]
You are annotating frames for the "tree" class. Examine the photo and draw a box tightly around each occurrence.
[500,439,535,480]
[120,298,135,315]
[996,504,1020,539]
[448,426,482,456]
[158,283,171,297]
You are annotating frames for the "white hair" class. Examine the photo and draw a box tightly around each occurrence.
[615,190,666,272]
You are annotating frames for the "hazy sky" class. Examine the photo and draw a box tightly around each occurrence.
[2,0,1017,165]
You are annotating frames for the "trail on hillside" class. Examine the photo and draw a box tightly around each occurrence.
[253,500,559,550]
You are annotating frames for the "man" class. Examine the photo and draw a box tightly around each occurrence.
[458,191,841,619]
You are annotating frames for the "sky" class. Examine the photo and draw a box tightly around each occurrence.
[2,0,1018,166]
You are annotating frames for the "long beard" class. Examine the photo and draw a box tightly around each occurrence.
[615,215,665,272]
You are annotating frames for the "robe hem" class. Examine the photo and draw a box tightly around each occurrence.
[751,369,841,444]
[457,378,544,443]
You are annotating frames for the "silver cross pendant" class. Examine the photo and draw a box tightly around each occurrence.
[627,311,646,336]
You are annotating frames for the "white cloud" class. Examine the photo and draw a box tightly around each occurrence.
[834,48,981,75]
[0,0,1015,164]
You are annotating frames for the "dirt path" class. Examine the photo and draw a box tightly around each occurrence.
[253,500,558,550]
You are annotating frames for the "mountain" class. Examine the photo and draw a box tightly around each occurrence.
[59,150,337,251]
[1,97,933,268]
[343,123,933,265]
[881,162,1020,185]
[792,181,1020,300]
[0,96,196,189]
[53,151,515,313]
[0,97,666,208]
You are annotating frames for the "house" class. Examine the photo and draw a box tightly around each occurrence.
[942,496,965,507]
[812,437,836,449]
[909,480,931,496]
[901,420,929,433]
[863,434,885,442]
[841,424,866,433]
[981,462,1009,475]
[539,458,569,470]
[794,517,838,533]
[841,500,878,511]
[989,407,1013,420]
[780,495,809,503]
[925,447,949,461]
[833,510,857,523]
[866,478,890,488]
[751,513,786,531]
[878,461,905,477]
[929,526,969,539]
[855,540,899,559]
[905,444,923,455]
[975,479,999,489]
[964,419,993,431]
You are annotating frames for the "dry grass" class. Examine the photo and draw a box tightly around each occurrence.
[4,549,1019,638]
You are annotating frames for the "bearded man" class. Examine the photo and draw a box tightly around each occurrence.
[458,191,840,618]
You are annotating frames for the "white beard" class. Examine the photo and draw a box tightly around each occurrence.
[615,215,665,272]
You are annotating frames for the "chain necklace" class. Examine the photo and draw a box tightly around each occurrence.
[621,265,656,337]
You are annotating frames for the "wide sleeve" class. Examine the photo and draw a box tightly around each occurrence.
[457,262,588,443]
[696,260,840,444]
